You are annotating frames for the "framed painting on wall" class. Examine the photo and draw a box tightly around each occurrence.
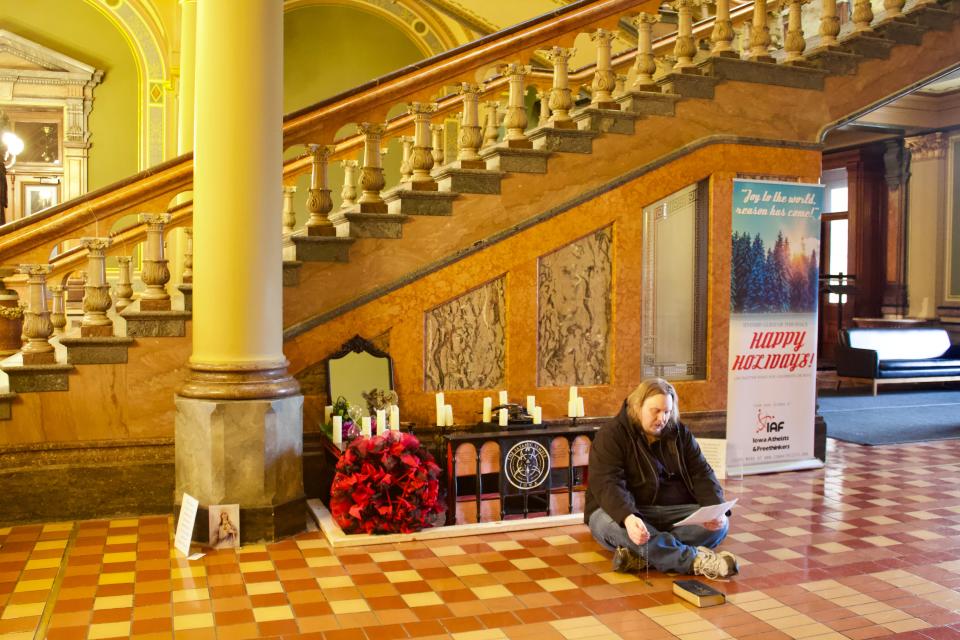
[22,183,58,216]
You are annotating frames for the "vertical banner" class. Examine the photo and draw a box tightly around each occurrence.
[726,179,824,475]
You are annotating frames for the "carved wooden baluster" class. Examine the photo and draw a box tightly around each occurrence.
[305,144,336,235]
[537,89,552,127]
[182,228,193,284]
[431,124,444,168]
[711,0,737,57]
[18,264,55,364]
[80,237,113,336]
[340,160,358,207]
[356,123,387,212]
[457,83,484,167]
[818,0,841,47]
[852,0,875,33]
[281,185,297,235]
[632,14,660,91]
[138,213,172,310]
[590,29,619,108]
[748,0,774,62]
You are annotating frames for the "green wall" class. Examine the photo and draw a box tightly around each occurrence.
[0,0,139,191]
[284,5,426,114]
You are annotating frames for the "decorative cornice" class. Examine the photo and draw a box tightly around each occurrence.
[905,132,947,160]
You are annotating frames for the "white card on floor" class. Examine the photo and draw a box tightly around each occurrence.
[672,498,738,527]
[174,493,199,557]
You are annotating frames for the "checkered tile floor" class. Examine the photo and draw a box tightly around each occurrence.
[2,438,960,639]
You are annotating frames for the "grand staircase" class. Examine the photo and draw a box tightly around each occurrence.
[0,0,958,522]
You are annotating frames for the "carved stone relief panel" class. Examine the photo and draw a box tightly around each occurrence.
[425,277,506,391]
[538,226,613,387]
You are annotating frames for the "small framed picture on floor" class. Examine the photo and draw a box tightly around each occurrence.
[208,504,240,549]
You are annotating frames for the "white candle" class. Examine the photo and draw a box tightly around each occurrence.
[324,405,333,424]
[332,415,343,445]
[499,408,508,427]
[445,404,454,427]
[361,416,372,437]
[389,406,400,430]
[482,397,492,422]
[577,396,585,418]
[568,398,577,418]
[533,406,542,425]
[376,409,386,435]
[568,386,578,403]
[436,391,445,426]
[498,390,508,405]
[526,395,536,414]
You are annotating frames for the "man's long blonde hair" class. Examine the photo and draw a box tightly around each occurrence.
[626,377,680,426]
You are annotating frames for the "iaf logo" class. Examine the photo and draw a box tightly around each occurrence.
[504,440,550,490]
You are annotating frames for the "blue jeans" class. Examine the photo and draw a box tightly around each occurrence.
[588,504,728,574]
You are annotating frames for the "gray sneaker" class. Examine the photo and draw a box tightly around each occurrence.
[692,546,739,579]
[612,546,646,573]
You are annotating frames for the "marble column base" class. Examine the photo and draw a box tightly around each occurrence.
[292,236,354,262]
[655,72,720,99]
[178,284,193,312]
[700,56,828,90]
[528,126,599,154]
[616,90,681,116]
[433,166,504,194]
[873,15,926,44]
[839,32,895,59]
[384,188,459,216]
[175,394,306,543]
[0,363,74,393]
[122,308,192,337]
[481,146,551,173]
[60,336,135,365]
[573,107,637,135]
[330,212,408,238]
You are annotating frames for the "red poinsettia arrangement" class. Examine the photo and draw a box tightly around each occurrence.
[330,430,445,534]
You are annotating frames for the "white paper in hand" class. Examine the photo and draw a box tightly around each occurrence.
[672,498,738,527]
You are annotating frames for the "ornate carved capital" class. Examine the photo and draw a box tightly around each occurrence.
[18,264,52,279]
[138,212,172,226]
[905,132,947,160]
[541,46,576,63]
[590,28,618,44]
[81,237,112,254]
[633,12,661,27]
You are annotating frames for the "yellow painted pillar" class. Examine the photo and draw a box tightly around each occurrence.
[171,0,196,293]
[176,0,303,544]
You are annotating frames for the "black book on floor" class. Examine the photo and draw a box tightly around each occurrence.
[673,579,726,607]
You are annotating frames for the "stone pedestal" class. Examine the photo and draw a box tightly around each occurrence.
[481,146,551,173]
[122,308,192,338]
[384,189,459,216]
[616,91,681,116]
[528,127,599,154]
[329,211,408,238]
[292,236,354,262]
[175,395,305,543]
[433,166,504,194]
[0,363,74,393]
[573,108,637,135]
[60,336,136,365]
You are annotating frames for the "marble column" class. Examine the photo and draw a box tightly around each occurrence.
[80,237,113,337]
[182,0,303,544]
[18,264,55,365]
[138,213,172,311]
[305,144,336,235]
[114,257,134,313]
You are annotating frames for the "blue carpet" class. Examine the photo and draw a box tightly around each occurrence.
[818,390,960,445]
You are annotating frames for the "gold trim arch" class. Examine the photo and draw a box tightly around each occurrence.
[283,0,461,57]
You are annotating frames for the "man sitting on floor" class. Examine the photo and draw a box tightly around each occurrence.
[584,378,739,579]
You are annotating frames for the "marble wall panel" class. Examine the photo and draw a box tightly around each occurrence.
[538,226,613,387]
[424,278,505,391]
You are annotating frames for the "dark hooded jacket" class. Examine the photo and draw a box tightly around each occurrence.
[584,401,724,525]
